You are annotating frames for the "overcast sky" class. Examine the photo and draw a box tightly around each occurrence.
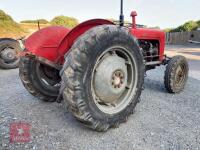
[1,0,199,29]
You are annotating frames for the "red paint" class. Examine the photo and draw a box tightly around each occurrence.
[57,19,114,63]
[130,11,165,61]
[24,26,70,62]
[130,28,165,61]
[24,19,114,64]
[24,18,165,65]
[130,11,137,28]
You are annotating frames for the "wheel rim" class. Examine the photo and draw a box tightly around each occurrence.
[174,64,187,88]
[91,46,138,115]
[0,47,19,65]
[35,62,61,90]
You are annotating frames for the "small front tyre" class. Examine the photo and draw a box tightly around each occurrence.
[164,55,189,93]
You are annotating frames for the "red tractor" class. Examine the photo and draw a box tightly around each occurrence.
[19,1,189,131]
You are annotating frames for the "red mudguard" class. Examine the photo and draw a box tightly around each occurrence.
[24,18,165,65]
[24,19,114,64]
[24,26,70,63]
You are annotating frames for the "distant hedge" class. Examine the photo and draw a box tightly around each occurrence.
[0,10,14,21]
[20,19,49,24]
[50,15,78,28]
[0,10,25,37]
[197,20,200,26]
[165,20,200,33]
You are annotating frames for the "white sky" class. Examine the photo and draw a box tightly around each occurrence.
[1,0,200,29]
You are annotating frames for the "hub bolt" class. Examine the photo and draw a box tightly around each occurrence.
[112,70,124,89]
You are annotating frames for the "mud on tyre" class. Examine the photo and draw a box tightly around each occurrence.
[164,55,189,93]
[60,25,145,131]
[19,56,61,102]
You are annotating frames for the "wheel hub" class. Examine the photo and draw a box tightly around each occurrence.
[112,70,125,88]
[175,66,185,86]
[0,48,16,62]
[91,46,138,115]
[93,54,127,103]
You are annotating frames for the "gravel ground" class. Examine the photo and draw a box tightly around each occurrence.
[0,45,200,150]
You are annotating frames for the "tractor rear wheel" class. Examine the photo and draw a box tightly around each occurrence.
[164,55,189,93]
[0,39,21,69]
[60,25,145,131]
[19,56,60,102]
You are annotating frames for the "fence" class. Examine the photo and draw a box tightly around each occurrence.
[165,30,200,45]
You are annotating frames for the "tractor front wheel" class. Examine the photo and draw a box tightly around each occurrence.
[60,25,145,131]
[164,55,189,93]
[19,56,61,102]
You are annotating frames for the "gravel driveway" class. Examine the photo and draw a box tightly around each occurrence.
[0,45,200,150]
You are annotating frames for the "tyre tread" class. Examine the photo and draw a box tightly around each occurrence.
[164,55,188,93]
[19,56,57,102]
[61,25,144,131]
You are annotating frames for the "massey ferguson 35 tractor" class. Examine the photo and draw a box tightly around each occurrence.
[19,1,189,131]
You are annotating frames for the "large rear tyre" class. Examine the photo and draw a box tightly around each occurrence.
[164,55,189,93]
[19,56,61,102]
[60,25,145,131]
[0,39,21,69]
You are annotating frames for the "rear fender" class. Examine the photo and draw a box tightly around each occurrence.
[24,19,114,67]
[57,19,114,63]
[24,26,70,63]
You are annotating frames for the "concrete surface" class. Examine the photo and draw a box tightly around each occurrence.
[0,45,200,150]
